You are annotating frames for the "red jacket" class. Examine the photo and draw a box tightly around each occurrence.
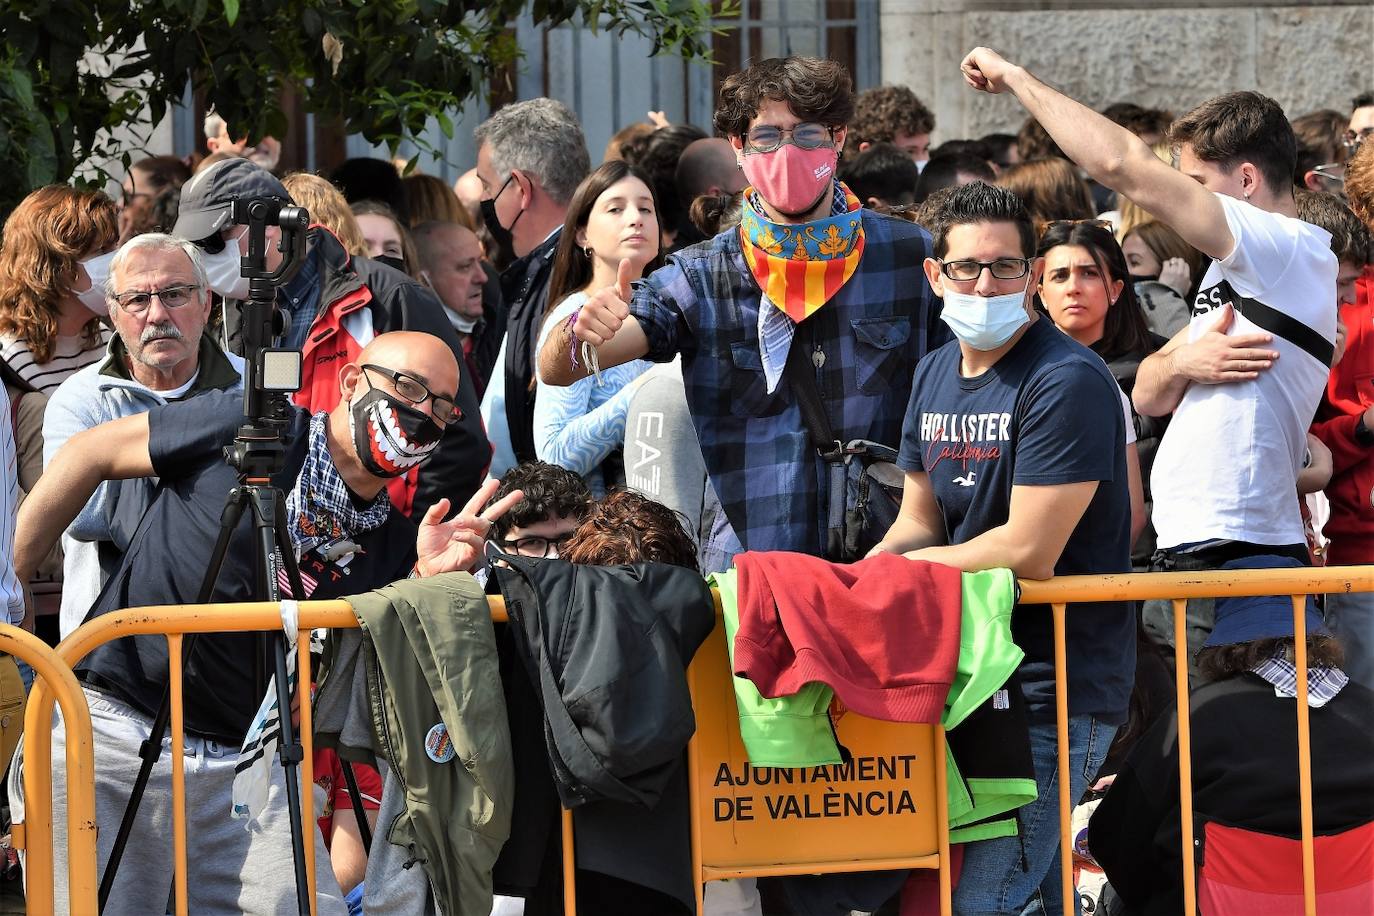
[733,551,961,723]
[1310,273,1374,565]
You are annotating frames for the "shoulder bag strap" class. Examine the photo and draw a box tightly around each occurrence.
[783,337,842,460]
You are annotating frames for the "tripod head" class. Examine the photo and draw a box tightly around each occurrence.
[225,196,310,480]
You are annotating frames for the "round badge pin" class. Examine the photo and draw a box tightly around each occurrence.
[425,722,455,763]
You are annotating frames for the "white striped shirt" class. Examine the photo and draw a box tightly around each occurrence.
[1,330,111,394]
[0,393,24,623]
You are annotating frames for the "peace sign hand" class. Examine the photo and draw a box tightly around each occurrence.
[414,479,525,577]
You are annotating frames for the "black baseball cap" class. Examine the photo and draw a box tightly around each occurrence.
[173,157,291,241]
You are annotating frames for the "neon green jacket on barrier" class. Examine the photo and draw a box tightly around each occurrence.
[711,567,1034,842]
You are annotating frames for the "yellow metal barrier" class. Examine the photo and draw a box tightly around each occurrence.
[17,565,1372,915]
[0,624,98,916]
[1021,565,1374,916]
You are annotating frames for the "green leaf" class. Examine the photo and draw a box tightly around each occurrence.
[224,0,240,25]
[6,70,33,110]
[25,126,57,189]
[435,109,453,139]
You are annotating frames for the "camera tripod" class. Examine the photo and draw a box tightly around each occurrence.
[97,198,319,914]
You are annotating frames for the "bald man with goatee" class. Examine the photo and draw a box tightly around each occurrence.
[11,331,521,915]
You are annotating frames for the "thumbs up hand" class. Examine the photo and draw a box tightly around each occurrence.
[573,258,634,347]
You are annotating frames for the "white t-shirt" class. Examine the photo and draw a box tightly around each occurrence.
[1151,194,1337,550]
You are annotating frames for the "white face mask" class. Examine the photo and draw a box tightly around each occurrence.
[201,226,250,300]
[915,158,930,174]
[446,308,478,335]
[75,250,117,316]
[939,277,1032,351]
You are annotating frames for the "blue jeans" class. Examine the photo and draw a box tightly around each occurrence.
[953,715,1117,916]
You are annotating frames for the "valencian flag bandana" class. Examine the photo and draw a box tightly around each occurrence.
[739,181,866,323]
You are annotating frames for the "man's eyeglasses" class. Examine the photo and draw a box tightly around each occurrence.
[1311,163,1346,184]
[744,122,836,154]
[1344,128,1374,153]
[112,285,202,316]
[938,258,1032,282]
[496,533,574,559]
[360,364,462,425]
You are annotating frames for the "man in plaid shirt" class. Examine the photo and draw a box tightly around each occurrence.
[540,56,944,565]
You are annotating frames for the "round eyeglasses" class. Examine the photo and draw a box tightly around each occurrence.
[744,122,835,154]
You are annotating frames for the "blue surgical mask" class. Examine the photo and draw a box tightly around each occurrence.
[938,279,1032,351]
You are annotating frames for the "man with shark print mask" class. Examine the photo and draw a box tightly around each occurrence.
[10,330,521,915]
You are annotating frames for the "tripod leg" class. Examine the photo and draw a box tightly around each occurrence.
[98,489,249,913]
[338,760,374,854]
[250,489,311,916]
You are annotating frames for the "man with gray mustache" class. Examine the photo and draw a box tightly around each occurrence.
[43,233,245,637]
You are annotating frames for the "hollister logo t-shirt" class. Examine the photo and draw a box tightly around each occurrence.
[897,318,1134,723]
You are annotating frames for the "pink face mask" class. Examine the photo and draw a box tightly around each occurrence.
[740,144,838,216]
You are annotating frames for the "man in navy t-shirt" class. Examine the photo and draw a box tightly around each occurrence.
[873,182,1133,916]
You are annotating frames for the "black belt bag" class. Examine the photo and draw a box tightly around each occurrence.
[784,341,904,562]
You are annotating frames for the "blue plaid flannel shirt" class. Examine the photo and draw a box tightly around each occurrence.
[628,211,945,556]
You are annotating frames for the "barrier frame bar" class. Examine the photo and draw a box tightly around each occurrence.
[21,602,357,914]
[1021,566,1374,916]
[2,624,97,916]
[19,567,1364,915]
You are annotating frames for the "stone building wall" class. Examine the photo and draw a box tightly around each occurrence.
[879,1,1374,141]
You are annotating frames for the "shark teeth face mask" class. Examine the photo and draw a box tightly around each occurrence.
[347,386,443,478]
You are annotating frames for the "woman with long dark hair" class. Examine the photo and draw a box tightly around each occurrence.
[1037,219,1173,785]
[1037,219,1164,551]
[533,161,662,494]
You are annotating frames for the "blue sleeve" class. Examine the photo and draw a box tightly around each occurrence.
[627,259,696,363]
[148,389,246,478]
[533,360,651,475]
[1012,360,1121,486]
[43,378,118,542]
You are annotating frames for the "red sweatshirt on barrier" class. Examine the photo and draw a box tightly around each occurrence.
[1311,273,1374,565]
[733,551,962,723]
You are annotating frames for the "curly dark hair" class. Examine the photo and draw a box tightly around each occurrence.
[848,85,935,148]
[1197,635,1344,681]
[714,57,854,140]
[490,461,593,542]
[561,490,698,572]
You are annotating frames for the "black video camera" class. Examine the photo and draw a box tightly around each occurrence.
[227,197,311,430]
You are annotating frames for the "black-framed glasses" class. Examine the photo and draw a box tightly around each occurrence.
[496,533,574,559]
[360,364,462,425]
[744,122,835,154]
[485,171,517,204]
[111,285,202,316]
[938,258,1031,282]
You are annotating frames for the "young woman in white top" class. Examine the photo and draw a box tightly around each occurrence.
[0,186,119,394]
[533,161,662,495]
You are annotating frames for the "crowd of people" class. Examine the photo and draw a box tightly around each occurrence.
[0,40,1368,916]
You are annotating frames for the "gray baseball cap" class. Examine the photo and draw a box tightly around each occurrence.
[173,157,291,241]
